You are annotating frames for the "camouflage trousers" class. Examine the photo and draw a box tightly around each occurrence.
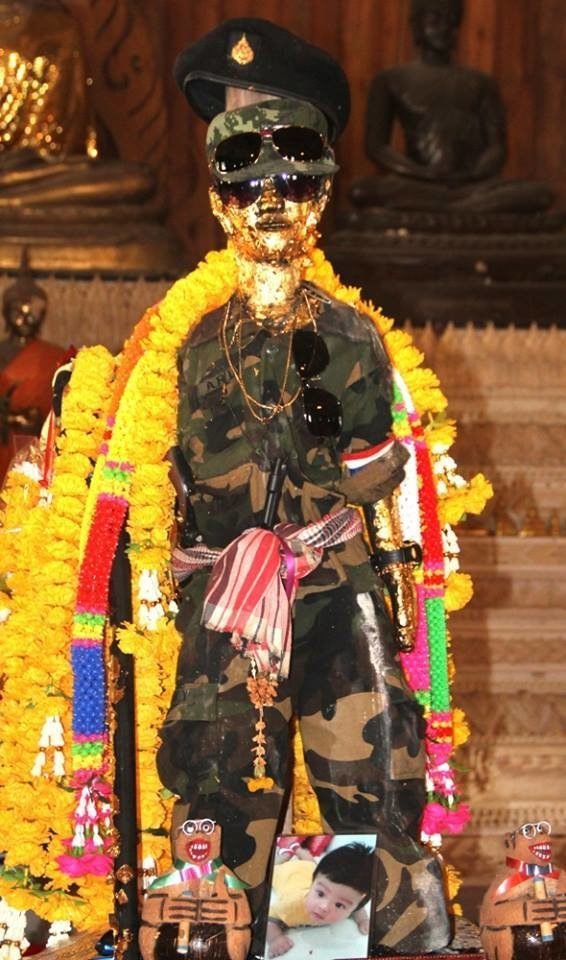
[157,579,451,957]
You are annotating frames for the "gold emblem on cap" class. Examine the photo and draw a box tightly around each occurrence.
[230,33,254,66]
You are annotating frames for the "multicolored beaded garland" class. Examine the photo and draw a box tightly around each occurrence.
[392,370,470,838]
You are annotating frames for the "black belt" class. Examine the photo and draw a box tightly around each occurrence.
[371,541,422,570]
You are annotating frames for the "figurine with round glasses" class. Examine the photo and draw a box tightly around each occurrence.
[480,819,566,960]
[140,18,451,960]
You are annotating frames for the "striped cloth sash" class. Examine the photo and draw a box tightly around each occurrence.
[172,507,362,678]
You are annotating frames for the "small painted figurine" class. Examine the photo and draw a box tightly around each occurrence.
[480,820,566,960]
[139,819,251,960]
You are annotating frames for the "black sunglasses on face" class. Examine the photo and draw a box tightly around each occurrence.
[215,173,325,209]
[214,126,326,174]
[292,329,343,438]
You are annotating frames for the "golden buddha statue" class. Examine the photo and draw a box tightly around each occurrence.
[0,0,88,159]
[0,0,180,273]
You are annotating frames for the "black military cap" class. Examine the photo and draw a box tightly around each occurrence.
[174,17,350,142]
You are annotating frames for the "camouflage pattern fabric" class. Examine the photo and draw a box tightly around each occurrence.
[206,98,338,183]
[158,285,451,957]
[175,284,406,595]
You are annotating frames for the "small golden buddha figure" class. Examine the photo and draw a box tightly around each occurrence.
[0,249,67,481]
[519,504,547,538]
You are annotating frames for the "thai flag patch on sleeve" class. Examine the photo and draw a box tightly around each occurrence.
[341,438,395,474]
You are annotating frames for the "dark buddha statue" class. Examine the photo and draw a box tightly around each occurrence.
[350,0,553,214]
[0,250,67,481]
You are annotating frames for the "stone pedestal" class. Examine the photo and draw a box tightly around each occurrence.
[0,221,184,278]
[326,221,566,330]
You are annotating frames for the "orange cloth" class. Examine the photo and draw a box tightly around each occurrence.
[0,338,67,481]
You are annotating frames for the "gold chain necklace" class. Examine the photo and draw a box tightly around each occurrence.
[221,299,299,423]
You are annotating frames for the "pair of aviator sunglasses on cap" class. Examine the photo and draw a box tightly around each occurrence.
[292,329,343,438]
[214,125,326,175]
[215,172,325,209]
[208,98,337,204]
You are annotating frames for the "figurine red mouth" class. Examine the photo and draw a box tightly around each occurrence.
[529,842,552,861]
[185,839,212,863]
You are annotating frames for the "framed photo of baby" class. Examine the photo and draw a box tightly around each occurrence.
[265,833,377,959]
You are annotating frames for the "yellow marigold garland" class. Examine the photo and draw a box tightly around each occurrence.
[0,346,116,926]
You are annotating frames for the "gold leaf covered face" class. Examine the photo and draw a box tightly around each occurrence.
[210,174,331,263]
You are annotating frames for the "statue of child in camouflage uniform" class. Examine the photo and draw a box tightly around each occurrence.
[153,17,451,960]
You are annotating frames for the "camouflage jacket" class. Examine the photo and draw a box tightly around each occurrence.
[177,283,407,595]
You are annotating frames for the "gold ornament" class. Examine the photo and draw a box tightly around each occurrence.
[115,864,135,885]
[230,33,255,66]
[220,297,300,424]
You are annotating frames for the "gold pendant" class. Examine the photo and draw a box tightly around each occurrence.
[230,34,255,66]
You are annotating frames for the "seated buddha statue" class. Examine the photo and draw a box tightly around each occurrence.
[350,0,553,214]
[0,0,155,210]
[0,251,68,482]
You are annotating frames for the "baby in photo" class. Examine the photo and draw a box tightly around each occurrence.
[267,841,372,957]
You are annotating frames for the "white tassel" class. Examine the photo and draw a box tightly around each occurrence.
[138,569,162,602]
[138,570,166,631]
[49,715,65,747]
[91,825,103,848]
[31,751,46,778]
[53,749,66,778]
[441,524,461,575]
[139,601,165,631]
[101,803,112,829]
[12,459,41,482]
[76,786,89,818]
[46,920,71,949]
[72,824,85,849]
[38,718,51,749]
[33,716,66,778]
[0,901,28,960]
[421,830,442,849]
